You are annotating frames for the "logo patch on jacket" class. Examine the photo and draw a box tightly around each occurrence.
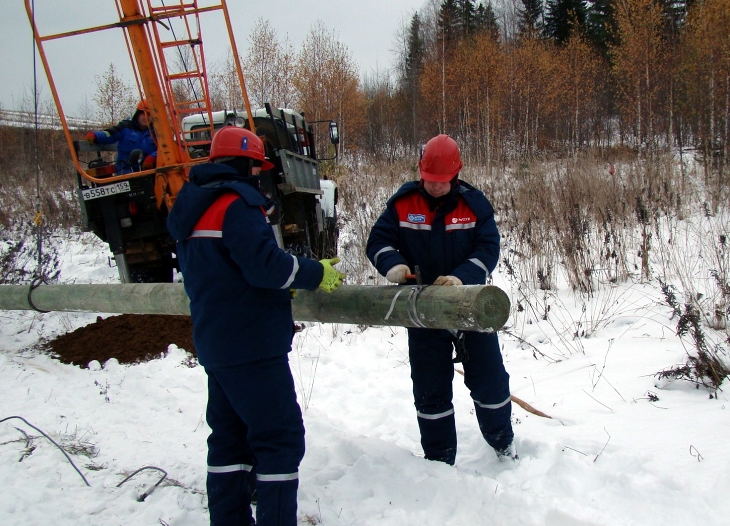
[408,213,426,223]
[452,216,474,223]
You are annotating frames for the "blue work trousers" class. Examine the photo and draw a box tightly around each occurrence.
[205,355,304,526]
[407,328,513,464]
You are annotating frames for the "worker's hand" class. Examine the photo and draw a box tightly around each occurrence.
[433,275,462,286]
[84,132,96,143]
[386,264,410,284]
[142,154,156,171]
[319,257,346,293]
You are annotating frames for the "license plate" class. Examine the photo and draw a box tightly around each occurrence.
[81,181,131,201]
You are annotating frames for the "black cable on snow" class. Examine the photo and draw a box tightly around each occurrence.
[116,465,168,501]
[0,416,90,487]
[1,416,172,501]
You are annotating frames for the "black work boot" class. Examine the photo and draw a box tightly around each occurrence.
[495,442,519,462]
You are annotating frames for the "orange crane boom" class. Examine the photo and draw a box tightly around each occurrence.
[24,0,254,210]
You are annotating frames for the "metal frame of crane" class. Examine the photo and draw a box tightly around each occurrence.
[24,0,254,210]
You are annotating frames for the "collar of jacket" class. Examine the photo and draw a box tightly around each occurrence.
[190,163,250,186]
[418,179,461,211]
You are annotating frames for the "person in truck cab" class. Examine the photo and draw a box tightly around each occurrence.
[366,134,517,466]
[167,126,345,526]
[84,99,156,174]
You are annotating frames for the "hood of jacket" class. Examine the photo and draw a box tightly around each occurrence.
[167,163,267,241]
[131,110,148,131]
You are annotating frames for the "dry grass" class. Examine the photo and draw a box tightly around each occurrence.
[0,126,82,230]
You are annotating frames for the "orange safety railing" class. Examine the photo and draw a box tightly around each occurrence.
[24,0,254,210]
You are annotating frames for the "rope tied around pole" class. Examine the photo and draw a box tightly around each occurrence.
[383,285,427,328]
[33,209,43,227]
[406,285,426,328]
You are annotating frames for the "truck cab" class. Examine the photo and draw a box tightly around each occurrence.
[74,105,339,283]
[182,105,339,259]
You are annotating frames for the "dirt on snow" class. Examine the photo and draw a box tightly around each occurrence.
[46,314,196,367]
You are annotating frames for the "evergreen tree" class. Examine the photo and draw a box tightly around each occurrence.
[518,0,545,38]
[658,0,694,41]
[585,0,616,54]
[544,0,587,44]
[404,12,426,147]
[475,1,501,41]
[405,12,426,108]
[457,0,477,37]
[406,13,426,82]
[438,0,461,53]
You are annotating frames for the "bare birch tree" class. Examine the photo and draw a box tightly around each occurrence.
[93,63,135,125]
[609,0,667,151]
[209,50,244,110]
[294,21,365,155]
[243,18,281,108]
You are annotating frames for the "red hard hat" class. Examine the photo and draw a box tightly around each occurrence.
[209,127,275,171]
[136,99,149,112]
[419,134,463,182]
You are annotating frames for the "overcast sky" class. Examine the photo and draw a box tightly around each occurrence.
[1,0,427,116]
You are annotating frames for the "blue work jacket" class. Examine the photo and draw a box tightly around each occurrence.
[167,163,323,369]
[91,118,156,174]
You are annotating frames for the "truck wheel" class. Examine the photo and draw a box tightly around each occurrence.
[316,218,339,259]
[130,266,173,283]
[129,255,174,283]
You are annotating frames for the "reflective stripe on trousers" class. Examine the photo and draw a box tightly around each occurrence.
[208,463,253,474]
[473,395,511,410]
[206,356,304,526]
[416,408,455,420]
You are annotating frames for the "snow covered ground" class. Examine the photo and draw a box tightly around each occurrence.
[1,232,728,525]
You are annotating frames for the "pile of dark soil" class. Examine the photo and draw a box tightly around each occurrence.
[46,314,196,367]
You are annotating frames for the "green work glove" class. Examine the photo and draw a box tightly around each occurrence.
[319,257,346,293]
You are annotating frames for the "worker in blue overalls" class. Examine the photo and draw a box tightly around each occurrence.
[367,134,517,465]
[167,126,346,525]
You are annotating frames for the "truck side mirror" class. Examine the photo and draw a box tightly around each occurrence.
[329,121,340,145]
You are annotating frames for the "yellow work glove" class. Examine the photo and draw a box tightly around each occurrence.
[433,275,462,286]
[319,257,346,293]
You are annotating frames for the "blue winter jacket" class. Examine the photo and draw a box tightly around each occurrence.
[91,114,156,174]
[167,163,324,369]
[366,180,500,285]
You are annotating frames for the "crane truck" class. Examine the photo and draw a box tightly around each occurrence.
[26,0,339,283]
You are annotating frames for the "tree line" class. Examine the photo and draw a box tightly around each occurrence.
[229,0,730,190]
[43,0,730,177]
[369,0,730,169]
